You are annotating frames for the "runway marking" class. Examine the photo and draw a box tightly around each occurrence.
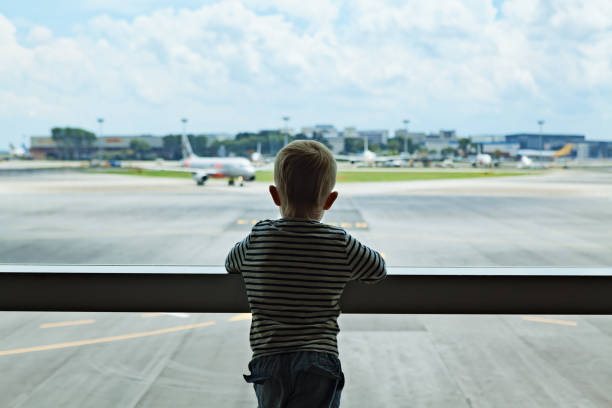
[237,219,248,225]
[40,319,95,329]
[141,313,164,318]
[341,222,352,228]
[380,252,386,260]
[328,222,338,226]
[229,313,252,322]
[521,316,577,326]
[355,222,368,228]
[251,219,257,225]
[0,321,215,357]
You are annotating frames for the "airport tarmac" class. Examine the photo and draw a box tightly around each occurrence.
[1,169,612,407]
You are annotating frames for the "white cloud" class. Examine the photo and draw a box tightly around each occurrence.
[0,0,610,141]
[25,25,53,44]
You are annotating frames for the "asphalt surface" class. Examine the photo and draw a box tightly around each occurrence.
[1,169,612,407]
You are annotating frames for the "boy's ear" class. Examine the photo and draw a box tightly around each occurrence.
[323,191,338,210]
[269,185,282,207]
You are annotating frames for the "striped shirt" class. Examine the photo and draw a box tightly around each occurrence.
[225,218,387,359]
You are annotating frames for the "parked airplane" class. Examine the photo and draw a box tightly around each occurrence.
[8,143,29,159]
[471,144,496,168]
[517,143,574,168]
[334,137,404,166]
[472,152,493,167]
[133,135,256,186]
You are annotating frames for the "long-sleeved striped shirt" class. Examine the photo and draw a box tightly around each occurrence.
[225,217,387,359]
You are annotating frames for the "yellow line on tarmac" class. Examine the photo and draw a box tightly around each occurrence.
[522,316,577,326]
[40,319,95,329]
[229,313,252,322]
[1,321,215,357]
[141,313,164,318]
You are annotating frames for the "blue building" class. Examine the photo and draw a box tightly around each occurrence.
[584,141,612,159]
[505,133,585,150]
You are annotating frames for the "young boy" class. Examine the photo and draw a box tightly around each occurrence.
[225,140,386,408]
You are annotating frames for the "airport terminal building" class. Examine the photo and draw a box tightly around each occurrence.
[471,133,611,159]
[29,135,165,160]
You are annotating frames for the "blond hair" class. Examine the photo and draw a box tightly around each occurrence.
[274,140,337,218]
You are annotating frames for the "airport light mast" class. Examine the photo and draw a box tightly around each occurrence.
[181,118,188,157]
[402,119,410,154]
[97,118,104,160]
[538,120,545,150]
[282,116,290,147]
[182,118,188,133]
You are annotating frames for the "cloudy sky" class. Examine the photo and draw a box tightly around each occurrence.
[1,0,611,147]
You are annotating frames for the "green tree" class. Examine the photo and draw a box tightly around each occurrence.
[343,138,364,154]
[51,127,97,160]
[441,147,457,158]
[458,138,473,156]
[129,139,152,159]
[189,135,208,155]
[162,135,182,159]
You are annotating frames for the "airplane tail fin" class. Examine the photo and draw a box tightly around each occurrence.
[181,134,195,158]
[553,143,573,158]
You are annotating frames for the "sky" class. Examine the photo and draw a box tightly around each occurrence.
[1,0,611,148]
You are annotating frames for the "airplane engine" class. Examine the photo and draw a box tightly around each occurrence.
[193,173,208,186]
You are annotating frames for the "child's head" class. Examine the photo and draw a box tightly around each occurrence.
[270,140,338,220]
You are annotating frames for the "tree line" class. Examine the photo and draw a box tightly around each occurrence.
[47,127,474,160]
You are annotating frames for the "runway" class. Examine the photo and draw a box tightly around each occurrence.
[1,169,612,407]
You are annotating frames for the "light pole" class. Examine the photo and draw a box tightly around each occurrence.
[402,119,410,154]
[538,120,545,150]
[97,118,104,160]
[282,116,290,147]
[182,118,188,156]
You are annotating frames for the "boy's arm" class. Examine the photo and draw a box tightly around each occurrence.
[345,233,387,283]
[225,235,250,274]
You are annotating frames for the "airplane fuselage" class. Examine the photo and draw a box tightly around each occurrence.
[184,156,256,182]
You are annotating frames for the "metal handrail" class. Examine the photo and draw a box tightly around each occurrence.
[1,265,612,314]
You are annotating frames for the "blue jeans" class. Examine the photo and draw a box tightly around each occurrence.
[244,351,345,408]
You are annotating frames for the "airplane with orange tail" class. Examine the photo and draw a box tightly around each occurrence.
[517,143,574,168]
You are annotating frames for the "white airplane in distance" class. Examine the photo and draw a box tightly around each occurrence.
[334,136,404,166]
[134,134,256,186]
[517,143,574,169]
[471,144,498,168]
[180,134,256,186]
[9,143,29,159]
[473,152,493,167]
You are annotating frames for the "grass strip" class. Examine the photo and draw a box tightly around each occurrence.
[89,168,531,182]
[88,168,192,178]
[255,170,529,183]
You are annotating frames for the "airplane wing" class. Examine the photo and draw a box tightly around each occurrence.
[124,163,223,177]
[373,155,406,162]
[334,154,407,162]
[333,154,359,162]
